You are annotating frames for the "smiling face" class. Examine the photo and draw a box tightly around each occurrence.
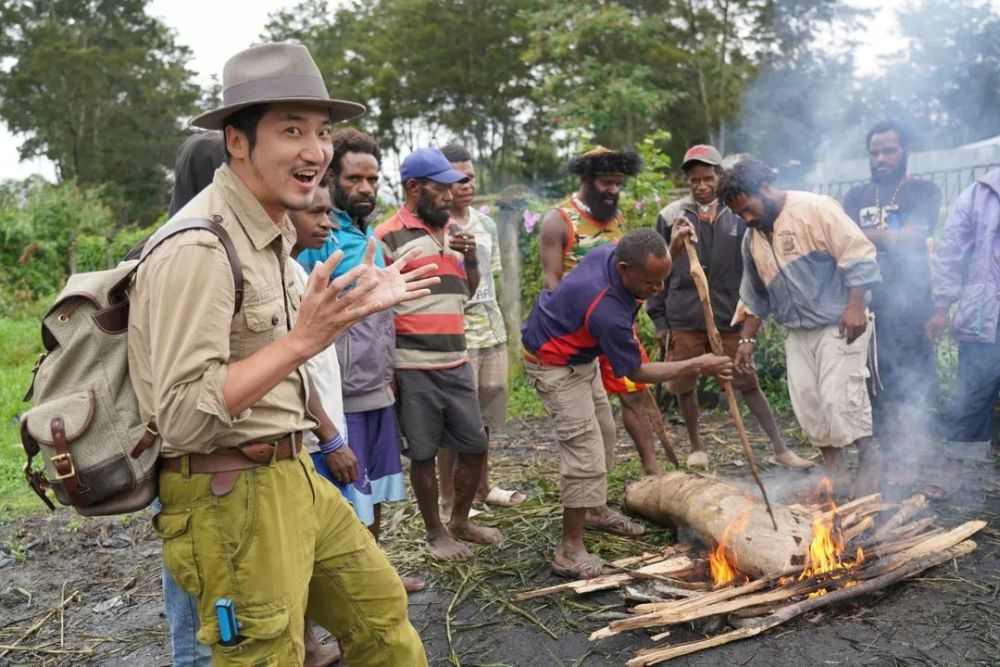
[290,185,333,252]
[224,102,333,222]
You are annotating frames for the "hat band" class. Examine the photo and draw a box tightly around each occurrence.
[223,74,331,107]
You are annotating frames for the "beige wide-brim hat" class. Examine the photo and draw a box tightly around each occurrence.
[191,42,365,130]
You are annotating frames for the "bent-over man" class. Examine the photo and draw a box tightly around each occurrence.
[523,228,733,578]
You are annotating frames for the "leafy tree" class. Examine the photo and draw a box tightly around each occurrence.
[0,0,201,223]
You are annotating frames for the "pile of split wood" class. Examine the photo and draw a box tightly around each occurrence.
[512,473,986,666]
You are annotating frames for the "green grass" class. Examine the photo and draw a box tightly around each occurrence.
[0,317,44,514]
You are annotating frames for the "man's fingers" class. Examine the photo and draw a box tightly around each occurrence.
[404,277,441,292]
[362,236,377,266]
[391,247,425,271]
[400,262,439,282]
[307,250,344,290]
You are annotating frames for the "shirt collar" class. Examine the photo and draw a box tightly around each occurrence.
[213,164,291,251]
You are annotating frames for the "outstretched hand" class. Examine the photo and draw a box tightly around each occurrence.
[292,238,440,358]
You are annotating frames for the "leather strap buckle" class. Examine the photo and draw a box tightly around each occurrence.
[50,452,76,481]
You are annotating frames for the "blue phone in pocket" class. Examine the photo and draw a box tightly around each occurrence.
[215,598,241,646]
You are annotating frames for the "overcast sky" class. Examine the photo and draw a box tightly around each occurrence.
[0,0,904,182]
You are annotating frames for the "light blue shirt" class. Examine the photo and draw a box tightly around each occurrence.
[297,208,385,278]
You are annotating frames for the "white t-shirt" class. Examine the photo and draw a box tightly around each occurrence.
[290,260,347,453]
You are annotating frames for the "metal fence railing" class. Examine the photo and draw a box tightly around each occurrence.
[810,164,1000,213]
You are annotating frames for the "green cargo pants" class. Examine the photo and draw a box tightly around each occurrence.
[155,449,427,666]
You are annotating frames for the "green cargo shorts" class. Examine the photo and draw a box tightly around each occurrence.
[155,449,427,666]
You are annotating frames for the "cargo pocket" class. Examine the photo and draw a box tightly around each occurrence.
[555,417,604,479]
[241,299,282,356]
[845,369,870,410]
[154,511,201,596]
[202,598,292,665]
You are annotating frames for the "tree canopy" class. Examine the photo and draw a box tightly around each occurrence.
[0,0,200,223]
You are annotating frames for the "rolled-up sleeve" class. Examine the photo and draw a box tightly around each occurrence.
[143,239,247,447]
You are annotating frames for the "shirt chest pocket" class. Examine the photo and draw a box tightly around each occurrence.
[238,298,284,357]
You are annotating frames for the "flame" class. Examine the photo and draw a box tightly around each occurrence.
[798,478,865,597]
[709,515,749,587]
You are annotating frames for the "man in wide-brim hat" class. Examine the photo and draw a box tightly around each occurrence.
[129,42,431,666]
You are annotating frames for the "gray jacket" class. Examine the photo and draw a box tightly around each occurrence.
[336,308,396,413]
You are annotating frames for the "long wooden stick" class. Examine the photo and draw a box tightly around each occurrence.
[683,239,776,529]
[643,388,680,467]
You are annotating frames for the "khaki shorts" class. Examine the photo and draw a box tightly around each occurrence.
[666,330,759,394]
[156,450,427,666]
[468,343,508,430]
[785,323,873,449]
[524,357,616,508]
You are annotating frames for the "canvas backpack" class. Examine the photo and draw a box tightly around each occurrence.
[20,218,244,516]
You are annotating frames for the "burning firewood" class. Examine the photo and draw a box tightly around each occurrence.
[512,471,986,665]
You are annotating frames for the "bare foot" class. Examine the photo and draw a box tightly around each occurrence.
[687,450,709,467]
[402,576,426,593]
[426,531,472,561]
[769,450,815,470]
[449,520,501,545]
[304,636,341,667]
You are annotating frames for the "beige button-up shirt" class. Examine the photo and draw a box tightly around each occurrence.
[128,165,314,456]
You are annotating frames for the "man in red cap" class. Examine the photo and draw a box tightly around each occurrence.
[648,146,812,470]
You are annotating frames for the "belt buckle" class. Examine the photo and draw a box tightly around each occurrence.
[238,442,276,463]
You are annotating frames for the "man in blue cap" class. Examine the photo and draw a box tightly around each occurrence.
[376,147,502,561]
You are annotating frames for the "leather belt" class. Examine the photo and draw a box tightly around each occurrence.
[160,432,304,495]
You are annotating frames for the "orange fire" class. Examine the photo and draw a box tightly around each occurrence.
[709,515,750,587]
[799,478,865,597]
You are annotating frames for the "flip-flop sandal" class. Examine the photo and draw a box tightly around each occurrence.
[484,486,527,507]
[584,511,645,537]
[551,553,609,580]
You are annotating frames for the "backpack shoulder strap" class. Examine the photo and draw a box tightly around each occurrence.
[139,218,244,314]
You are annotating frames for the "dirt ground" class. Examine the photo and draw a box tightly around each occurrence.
[1,411,998,667]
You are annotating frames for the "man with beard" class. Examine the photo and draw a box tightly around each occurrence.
[720,159,882,496]
[538,148,662,518]
[648,145,812,470]
[297,129,424,592]
[376,147,502,561]
[842,121,942,488]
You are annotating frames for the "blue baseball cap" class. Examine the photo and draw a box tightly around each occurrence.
[400,147,470,184]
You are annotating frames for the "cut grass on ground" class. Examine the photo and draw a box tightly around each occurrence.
[0,317,43,514]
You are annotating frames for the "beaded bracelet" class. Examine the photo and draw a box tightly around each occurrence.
[738,337,757,346]
[318,432,346,455]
